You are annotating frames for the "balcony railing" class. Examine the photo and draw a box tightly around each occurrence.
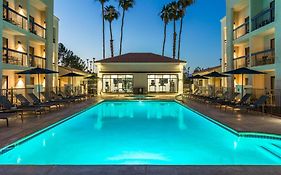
[3,4,28,30]
[233,22,249,39]
[234,55,250,69]
[2,47,28,66]
[251,49,275,67]
[30,55,46,68]
[29,22,46,38]
[252,5,275,31]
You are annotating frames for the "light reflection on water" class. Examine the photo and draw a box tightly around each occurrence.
[0,101,281,165]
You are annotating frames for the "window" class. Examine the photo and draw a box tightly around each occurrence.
[148,74,178,93]
[270,38,275,49]
[102,74,133,93]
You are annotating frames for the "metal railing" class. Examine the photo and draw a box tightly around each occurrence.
[2,47,28,66]
[29,55,46,68]
[29,22,46,38]
[234,55,249,69]
[251,49,275,67]
[252,5,275,31]
[3,4,28,30]
[233,22,249,39]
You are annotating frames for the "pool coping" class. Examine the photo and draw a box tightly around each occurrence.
[1,99,281,164]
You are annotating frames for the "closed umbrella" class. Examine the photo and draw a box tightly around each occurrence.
[17,67,58,102]
[204,71,229,96]
[224,67,266,97]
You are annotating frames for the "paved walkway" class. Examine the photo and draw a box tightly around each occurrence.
[0,166,281,175]
[182,99,281,136]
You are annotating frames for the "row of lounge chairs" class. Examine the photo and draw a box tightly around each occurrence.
[0,91,88,127]
[188,91,269,113]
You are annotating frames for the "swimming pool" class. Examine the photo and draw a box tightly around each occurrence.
[0,100,281,165]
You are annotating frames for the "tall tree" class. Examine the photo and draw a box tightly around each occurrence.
[118,0,135,55]
[159,5,170,56]
[168,1,180,59]
[96,0,109,59]
[104,5,120,58]
[177,0,195,60]
[58,43,86,71]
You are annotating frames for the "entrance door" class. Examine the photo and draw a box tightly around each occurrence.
[245,17,249,34]
[245,47,250,67]
[29,46,35,67]
[29,16,35,33]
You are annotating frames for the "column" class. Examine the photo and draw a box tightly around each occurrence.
[45,0,54,92]
[274,0,281,105]
[226,1,234,92]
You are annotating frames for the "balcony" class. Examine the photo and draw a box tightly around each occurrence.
[234,55,249,69]
[252,5,275,31]
[2,47,28,66]
[251,49,275,67]
[3,4,28,30]
[233,22,249,39]
[29,55,46,68]
[29,22,46,38]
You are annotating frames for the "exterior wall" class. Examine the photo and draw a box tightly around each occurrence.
[95,63,186,96]
[0,0,58,92]
[222,0,280,102]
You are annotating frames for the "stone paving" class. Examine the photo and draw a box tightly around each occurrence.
[1,97,281,175]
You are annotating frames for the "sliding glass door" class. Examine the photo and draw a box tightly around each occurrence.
[102,74,133,93]
[148,74,178,93]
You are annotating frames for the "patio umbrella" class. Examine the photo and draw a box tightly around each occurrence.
[204,71,229,96]
[224,67,266,97]
[189,75,209,80]
[17,67,58,102]
[84,74,97,79]
[61,72,84,92]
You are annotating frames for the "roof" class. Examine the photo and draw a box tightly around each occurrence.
[193,65,221,74]
[95,53,186,63]
[58,66,89,75]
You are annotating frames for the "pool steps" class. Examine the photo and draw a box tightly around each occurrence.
[259,143,281,161]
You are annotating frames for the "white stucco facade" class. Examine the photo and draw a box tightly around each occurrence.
[95,53,186,96]
[0,0,59,92]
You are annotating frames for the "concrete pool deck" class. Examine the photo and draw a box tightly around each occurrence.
[1,97,281,174]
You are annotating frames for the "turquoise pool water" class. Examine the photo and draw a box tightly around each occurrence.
[0,100,281,165]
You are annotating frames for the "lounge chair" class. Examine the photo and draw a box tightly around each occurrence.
[224,93,252,110]
[15,94,50,112]
[216,92,240,108]
[27,93,61,109]
[50,91,76,103]
[234,95,269,113]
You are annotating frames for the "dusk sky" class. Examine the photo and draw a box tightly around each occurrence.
[54,0,226,71]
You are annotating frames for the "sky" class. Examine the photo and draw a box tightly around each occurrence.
[54,0,226,71]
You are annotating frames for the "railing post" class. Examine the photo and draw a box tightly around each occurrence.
[11,87,14,104]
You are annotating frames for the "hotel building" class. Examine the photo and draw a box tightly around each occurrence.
[0,0,59,96]
[221,0,281,104]
[95,53,186,96]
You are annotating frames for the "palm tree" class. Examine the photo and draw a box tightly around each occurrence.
[96,0,109,59]
[159,5,170,56]
[118,0,135,55]
[168,1,180,59]
[177,0,195,60]
[104,5,120,58]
